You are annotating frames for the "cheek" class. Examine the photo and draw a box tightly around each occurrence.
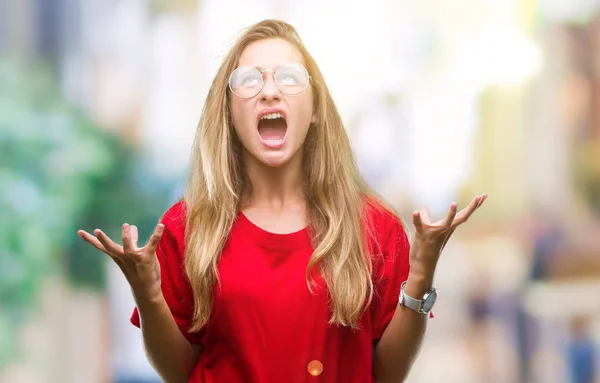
[230,103,253,137]
[294,94,315,130]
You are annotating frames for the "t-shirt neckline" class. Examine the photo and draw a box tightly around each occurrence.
[236,212,312,250]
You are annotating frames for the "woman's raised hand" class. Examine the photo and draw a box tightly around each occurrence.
[77,223,165,303]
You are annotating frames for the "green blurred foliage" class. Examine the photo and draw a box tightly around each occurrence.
[0,59,174,366]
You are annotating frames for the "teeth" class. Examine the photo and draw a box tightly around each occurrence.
[260,112,283,120]
[265,139,283,143]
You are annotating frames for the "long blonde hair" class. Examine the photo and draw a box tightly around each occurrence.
[185,19,390,331]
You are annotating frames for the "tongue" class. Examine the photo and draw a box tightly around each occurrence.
[258,118,287,140]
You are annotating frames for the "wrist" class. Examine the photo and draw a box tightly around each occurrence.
[404,274,434,298]
[127,271,162,306]
[133,288,165,310]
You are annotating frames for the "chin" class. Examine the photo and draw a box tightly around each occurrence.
[242,137,302,169]
[258,152,293,168]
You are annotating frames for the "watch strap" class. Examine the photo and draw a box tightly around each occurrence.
[399,281,427,315]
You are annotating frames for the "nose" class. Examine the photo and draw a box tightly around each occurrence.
[258,70,281,102]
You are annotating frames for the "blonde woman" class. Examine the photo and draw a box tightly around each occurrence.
[79,19,487,383]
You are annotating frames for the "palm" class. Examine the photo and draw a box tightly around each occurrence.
[76,223,164,300]
[411,194,487,265]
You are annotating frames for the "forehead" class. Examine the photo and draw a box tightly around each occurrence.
[238,38,304,69]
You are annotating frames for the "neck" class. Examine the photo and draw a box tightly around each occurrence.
[242,150,305,212]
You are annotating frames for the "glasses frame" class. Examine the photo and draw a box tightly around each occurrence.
[228,62,312,99]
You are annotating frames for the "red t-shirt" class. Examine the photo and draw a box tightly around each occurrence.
[131,200,411,382]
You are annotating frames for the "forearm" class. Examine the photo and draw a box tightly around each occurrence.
[373,276,430,383]
[137,294,199,383]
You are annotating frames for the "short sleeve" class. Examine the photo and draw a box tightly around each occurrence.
[130,203,203,344]
[370,218,411,340]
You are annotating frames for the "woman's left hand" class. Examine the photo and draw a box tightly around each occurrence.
[408,194,488,282]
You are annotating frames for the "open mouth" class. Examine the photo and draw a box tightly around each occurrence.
[257,112,287,145]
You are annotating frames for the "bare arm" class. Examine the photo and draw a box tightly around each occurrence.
[372,276,429,383]
[137,295,201,383]
[78,223,201,383]
[373,194,487,382]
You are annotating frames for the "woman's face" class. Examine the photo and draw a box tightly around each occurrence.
[229,38,316,168]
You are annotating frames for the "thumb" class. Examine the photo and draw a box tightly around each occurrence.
[146,223,165,253]
[413,210,424,233]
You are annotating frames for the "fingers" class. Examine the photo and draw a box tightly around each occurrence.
[122,224,134,253]
[443,202,458,228]
[441,195,485,247]
[419,206,432,224]
[130,225,139,248]
[470,194,487,214]
[77,230,109,255]
[453,195,481,224]
[452,193,488,226]
[122,224,141,253]
[146,224,165,253]
[413,194,488,232]
[478,194,488,208]
[94,229,124,255]
[412,210,424,233]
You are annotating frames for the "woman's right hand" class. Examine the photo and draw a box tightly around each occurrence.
[77,223,165,304]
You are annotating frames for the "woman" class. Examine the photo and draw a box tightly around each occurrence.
[78,19,486,383]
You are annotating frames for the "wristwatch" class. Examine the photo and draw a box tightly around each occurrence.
[398,281,437,315]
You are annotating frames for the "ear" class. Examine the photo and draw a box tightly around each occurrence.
[310,112,317,124]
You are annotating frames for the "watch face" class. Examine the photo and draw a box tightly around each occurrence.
[422,290,437,313]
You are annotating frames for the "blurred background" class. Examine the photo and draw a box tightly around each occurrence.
[1,0,600,382]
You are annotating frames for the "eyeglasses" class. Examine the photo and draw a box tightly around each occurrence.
[228,62,311,99]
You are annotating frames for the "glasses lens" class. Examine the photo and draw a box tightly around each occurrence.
[276,63,309,95]
[229,66,263,98]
